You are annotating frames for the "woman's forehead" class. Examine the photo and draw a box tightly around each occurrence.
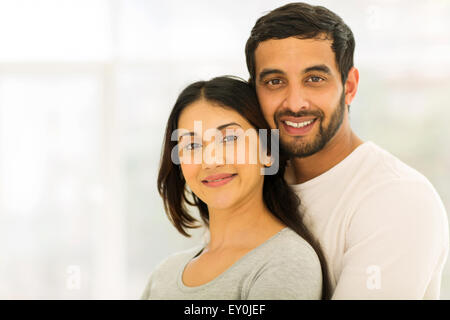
[178,100,252,131]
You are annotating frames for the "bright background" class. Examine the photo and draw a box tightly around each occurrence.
[0,0,449,299]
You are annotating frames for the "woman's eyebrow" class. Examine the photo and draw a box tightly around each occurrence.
[178,131,196,143]
[178,122,241,141]
[217,122,242,131]
[179,131,196,138]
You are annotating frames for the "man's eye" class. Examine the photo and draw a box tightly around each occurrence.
[223,135,238,143]
[184,143,202,150]
[307,76,323,83]
[266,79,283,86]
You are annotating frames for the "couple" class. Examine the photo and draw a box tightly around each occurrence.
[141,3,449,300]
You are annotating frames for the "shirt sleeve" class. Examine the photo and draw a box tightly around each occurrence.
[246,242,323,300]
[332,179,449,299]
[140,272,154,300]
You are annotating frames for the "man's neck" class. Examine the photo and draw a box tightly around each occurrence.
[290,127,363,184]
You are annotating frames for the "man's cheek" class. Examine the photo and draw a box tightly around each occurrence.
[263,110,277,128]
[256,92,277,126]
[260,103,276,124]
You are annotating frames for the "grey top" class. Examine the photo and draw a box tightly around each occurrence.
[141,227,323,300]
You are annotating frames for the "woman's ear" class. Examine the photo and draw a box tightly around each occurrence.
[263,155,273,168]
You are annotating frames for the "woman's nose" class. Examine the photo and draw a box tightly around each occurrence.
[201,140,225,170]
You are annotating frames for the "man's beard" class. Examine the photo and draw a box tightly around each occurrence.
[275,91,346,158]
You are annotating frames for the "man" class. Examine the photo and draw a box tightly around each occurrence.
[245,2,449,299]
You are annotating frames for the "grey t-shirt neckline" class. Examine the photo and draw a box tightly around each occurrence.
[176,227,290,292]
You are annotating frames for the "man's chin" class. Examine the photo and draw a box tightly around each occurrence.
[280,136,324,158]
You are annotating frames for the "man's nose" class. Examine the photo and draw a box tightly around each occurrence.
[283,83,310,113]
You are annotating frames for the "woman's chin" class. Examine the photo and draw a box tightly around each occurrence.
[206,197,237,212]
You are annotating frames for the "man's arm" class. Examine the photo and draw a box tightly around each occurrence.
[332,179,449,299]
[140,271,154,300]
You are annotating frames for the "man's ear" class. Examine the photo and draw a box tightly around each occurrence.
[344,67,359,106]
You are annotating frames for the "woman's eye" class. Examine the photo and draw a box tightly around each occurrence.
[184,142,201,150]
[223,135,238,143]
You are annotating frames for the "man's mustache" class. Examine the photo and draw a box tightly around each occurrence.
[274,110,324,126]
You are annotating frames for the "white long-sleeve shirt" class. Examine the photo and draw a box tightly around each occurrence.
[288,141,449,299]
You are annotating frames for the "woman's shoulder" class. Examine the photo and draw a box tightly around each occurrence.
[151,244,204,275]
[264,227,321,265]
[244,227,323,299]
[141,245,204,299]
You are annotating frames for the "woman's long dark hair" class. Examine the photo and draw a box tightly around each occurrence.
[157,76,331,299]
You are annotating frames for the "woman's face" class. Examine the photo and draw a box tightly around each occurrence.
[177,99,267,211]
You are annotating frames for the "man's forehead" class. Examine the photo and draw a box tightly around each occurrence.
[254,36,336,73]
[255,35,333,53]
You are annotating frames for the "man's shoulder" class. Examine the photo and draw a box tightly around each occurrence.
[353,142,442,206]
[356,141,430,186]
[343,144,448,256]
[349,143,447,230]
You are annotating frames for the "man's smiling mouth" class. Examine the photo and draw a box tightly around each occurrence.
[280,117,318,136]
[284,119,316,128]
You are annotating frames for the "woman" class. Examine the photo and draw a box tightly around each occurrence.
[141,76,331,299]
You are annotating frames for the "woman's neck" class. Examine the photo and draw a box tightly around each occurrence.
[205,188,285,253]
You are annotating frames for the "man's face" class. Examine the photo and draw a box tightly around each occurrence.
[254,36,347,158]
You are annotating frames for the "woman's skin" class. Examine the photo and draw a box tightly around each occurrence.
[177,99,286,287]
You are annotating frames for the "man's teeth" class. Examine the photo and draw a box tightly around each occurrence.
[284,119,314,128]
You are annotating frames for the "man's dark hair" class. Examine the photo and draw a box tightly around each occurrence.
[245,2,355,87]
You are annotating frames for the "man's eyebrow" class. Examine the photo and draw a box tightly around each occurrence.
[258,68,286,82]
[303,64,331,75]
[258,65,331,82]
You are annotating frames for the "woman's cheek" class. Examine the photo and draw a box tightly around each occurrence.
[180,164,200,188]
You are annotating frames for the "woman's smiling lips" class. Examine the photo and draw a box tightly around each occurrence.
[201,173,237,187]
